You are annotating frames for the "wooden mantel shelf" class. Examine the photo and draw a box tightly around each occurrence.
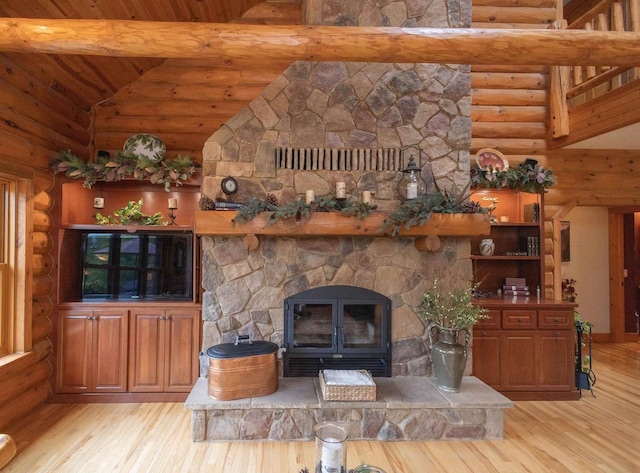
[194,210,490,238]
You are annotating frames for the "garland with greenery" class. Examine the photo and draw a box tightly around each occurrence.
[231,190,485,235]
[233,194,376,227]
[470,161,555,193]
[382,191,484,236]
[51,150,197,191]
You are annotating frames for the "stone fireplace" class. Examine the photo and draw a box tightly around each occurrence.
[185,0,514,443]
[198,0,473,377]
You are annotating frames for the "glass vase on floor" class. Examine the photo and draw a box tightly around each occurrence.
[315,421,348,473]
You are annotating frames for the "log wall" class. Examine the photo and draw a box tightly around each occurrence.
[0,55,87,429]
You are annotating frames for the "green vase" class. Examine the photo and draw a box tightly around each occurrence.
[429,326,469,393]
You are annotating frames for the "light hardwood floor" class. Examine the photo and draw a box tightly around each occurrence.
[3,342,640,472]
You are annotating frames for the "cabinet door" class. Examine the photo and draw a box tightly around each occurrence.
[501,331,537,390]
[92,309,128,392]
[129,309,165,392]
[472,330,502,388]
[536,330,574,390]
[164,309,200,392]
[57,310,93,393]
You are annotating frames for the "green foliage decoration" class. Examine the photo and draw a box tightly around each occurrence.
[418,278,488,330]
[95,199,166,226]
[470,161,555,193]
[382,191,485,236]
[51,150,197,191]
[232,194,376,227]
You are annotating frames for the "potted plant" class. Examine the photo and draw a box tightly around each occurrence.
[418,278,487,392]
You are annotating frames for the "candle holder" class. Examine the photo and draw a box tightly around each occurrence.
[167,198,178,225]
[315,421,348,473]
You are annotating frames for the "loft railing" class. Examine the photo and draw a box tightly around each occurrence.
[566,0,639,106]
[549,0,640,141]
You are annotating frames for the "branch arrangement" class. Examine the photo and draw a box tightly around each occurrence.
[51,150,197,191]
[232,191,485,236]
[470,162,555,193]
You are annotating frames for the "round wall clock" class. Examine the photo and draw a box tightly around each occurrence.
[221,176,238,195]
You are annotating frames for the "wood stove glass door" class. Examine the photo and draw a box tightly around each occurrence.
[291,301,337,353]
[339,301,386,353]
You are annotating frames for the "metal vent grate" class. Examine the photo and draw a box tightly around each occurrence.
[275,147,406,171]
[284,357,390,378]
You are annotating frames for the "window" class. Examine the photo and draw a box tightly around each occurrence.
[0,173,29,358]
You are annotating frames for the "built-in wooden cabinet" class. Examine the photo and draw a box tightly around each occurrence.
[472,301,578,400]
[56,308,129,393]
[129,307,201,393]
[56,304,201,399]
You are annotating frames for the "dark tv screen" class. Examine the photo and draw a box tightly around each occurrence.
[81,231,193,301]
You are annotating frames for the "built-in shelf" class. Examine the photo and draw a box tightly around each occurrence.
[194,210,490,238]
[61,224,193,232]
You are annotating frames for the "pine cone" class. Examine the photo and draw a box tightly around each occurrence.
[199,195,216,210]
[265,193,279,206]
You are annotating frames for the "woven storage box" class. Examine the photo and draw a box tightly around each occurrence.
[319,369,376,401]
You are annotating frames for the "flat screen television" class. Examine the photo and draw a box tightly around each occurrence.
[79,230,194,301]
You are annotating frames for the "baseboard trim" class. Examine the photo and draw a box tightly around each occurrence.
[48,392,188,404]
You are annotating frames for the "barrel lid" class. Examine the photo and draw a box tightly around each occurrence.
[206,336,278,359]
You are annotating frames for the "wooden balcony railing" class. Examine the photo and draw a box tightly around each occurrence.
[550,0,640,143]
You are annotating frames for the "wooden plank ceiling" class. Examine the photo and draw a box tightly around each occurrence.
[0,0,273,111]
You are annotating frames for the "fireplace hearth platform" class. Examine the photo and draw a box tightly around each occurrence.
[185,376,513,442]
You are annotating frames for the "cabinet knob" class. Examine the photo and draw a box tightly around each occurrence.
[482,331,487,336]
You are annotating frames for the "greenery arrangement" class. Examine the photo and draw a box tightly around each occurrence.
[232,190,485,234]
[471,161,555,193]
[232,194,377,227]
[418,278,488,330]
[51,150,197,191]
[382,191,484,236]
[95,199,166,226]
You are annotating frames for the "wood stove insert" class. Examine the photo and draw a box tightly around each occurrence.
[283,285,392,377]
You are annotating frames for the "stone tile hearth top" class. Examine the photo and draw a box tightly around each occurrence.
[185,376,513,411]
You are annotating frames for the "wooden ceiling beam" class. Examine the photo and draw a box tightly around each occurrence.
[0,18,639,66]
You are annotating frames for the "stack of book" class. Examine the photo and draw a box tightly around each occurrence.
[503,277,530,296]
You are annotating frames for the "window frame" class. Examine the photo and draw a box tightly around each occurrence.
[0,169,31,360]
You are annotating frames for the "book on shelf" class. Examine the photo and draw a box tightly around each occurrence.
[523,203,540,222]
[520,236,539,256]
[505,277,527,287]
[503,285,529,291]
[504,289,531,296]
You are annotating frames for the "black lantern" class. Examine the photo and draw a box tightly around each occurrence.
[397,155,427,201]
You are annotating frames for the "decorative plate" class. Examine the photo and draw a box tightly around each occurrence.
[123,133,166,162]
[476,148,509,171]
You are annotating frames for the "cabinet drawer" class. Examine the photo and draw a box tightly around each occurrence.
[502,310,537,330]
[538,310,573,330]
[475,310,501,330]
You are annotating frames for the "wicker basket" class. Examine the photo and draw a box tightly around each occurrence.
[319,369,376,401]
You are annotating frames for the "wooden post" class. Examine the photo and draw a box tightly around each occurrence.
[549,20,570,139]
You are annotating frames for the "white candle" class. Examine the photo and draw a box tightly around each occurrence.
[336,182,346,199]
[320,439,342,473]
[362,191,371,204]
[406,182,418,200]
[168,198,178,209]
[305,190,315,205]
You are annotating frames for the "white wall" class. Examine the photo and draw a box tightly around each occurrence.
[562,207,610,333]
